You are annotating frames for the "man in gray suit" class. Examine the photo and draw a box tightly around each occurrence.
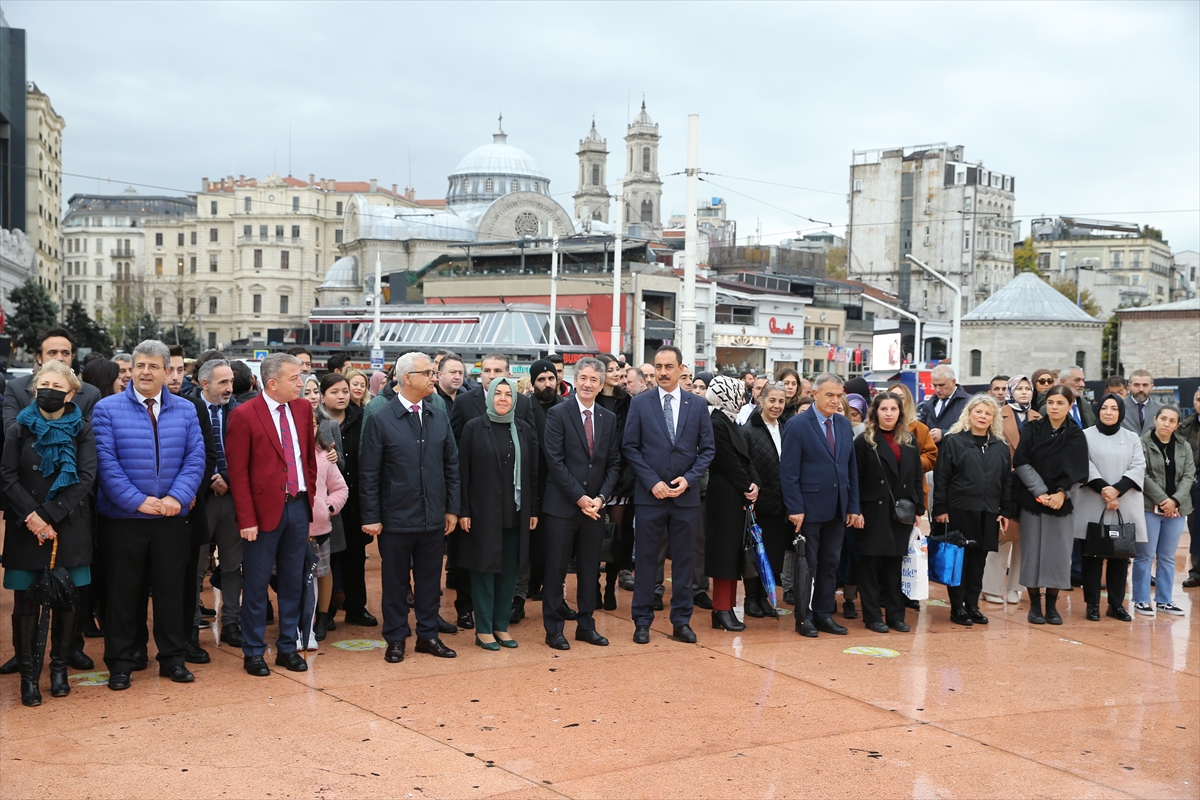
[1122,370,1162,435]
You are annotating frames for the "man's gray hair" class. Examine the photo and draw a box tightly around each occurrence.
[198,358,230,385]
[132,339,170,370]
[574,357,605,378]
[112,353,132,365]
[931,364,956,381]
[395,351,429,379]
[261,352,300,385]
[812,372,843,391]
[1060,365,1083,380]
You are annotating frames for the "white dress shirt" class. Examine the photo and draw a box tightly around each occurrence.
[134,387,165,419]
[658,385,681,433]
[766,419,782,457]
[576,395,596,425]
[263,393,307,492]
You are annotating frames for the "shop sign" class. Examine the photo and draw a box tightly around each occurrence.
[768,317,794,335]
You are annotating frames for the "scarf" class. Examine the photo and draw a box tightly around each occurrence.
[1094,392,1126,436]
[486,377,522,510]
[1006,374,1031,411]
[1012,413,1090,515]
[705,375,743,423]
[16,402,83,501]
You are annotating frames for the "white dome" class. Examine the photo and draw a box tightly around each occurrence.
[446,125,552,209]
[451,136,546,180]
[319,255,359,289]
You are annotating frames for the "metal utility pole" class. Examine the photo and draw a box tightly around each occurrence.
[861,294,922,367]
[548,220,559,355]
[680,114,699,367]
[610,180,623,356]
[907,254,960,369]
[373,253,382,350]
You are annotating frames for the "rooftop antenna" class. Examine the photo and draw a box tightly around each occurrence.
[408,148,412,192]
[288,121,292,176]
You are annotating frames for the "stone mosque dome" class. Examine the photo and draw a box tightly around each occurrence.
[446,117,553,223]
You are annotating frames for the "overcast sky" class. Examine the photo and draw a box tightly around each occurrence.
[8,0,1200,251]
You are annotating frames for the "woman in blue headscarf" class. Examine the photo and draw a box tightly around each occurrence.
[457,377,538,650]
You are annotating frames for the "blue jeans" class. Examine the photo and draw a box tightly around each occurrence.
[1134,513,1187,606]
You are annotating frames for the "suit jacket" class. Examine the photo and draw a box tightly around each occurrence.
[198,396,239,485]
[174,390,220,546]
[530,394,565,508]
[449,384,536,442]
[4,372,102,430]
[1037,393,1097,429]
[225,394,318,532]
[541,398,621,518]
[621,387,715,508]
[917,385,971,436]
[1121,395,1161,435]
[779,406,861,523]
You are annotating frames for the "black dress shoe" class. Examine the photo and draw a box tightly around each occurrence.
[559,604,578,621]
[384,641,406,663]
[619,571,636,592]
[761,601,779,619]
[1086,604,1101,621]
[220,624,246,648]
[0,655,17,674]
[275,651,308,672]
[545,632,571,650]
[949,608,974,626]
[653,594,664,611]
[197,618,211,629]
[343,610,378,627]
[244,656,270,677]
[414,638,457,658]
[693,592,713,610]
[108,672,132,690]
[186,635,211,665]
[199,604,216,618]
[798,619,819,638]
[843,601,859,620]
[603,587,617,611]
[1107,605,1132,622]
[968,607,989,625]
[815,616,848,635]
[905,598,921,610]
[159,664,195,683]
[744,597,765,618]
[575,629,609,646]
[866,621,890,633]
[437,615,458,635]
[1183,576,1200,588]
[672,624,697,643]
[457,611,474,630]
[510,597,526,624]
[784,589,796,605]
[888,620,911,632]
[68,650,94,671]
[712,609,745,631]
[132,650,148,671]
[632,625,651,644]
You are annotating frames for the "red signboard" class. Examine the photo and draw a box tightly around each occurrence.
[768,317,794,335]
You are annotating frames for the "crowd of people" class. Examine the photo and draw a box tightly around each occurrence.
[1,329,1197,707]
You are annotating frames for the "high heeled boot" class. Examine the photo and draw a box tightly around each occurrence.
[1044,589,1062,625]
[16,614,42,707]
[711,609,745,631]
[1027,589,1045,624]
[50,609,76,698]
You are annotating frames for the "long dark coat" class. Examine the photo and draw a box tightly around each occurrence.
[705,412,760,581]
[458,416,539,574]
[854,432,925,557]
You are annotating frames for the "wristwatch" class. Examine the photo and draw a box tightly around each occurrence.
[596,494,607,506]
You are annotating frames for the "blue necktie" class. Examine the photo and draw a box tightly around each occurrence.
[1072,403,1081,426]
[663,393,675,443]
[209,404,227,474]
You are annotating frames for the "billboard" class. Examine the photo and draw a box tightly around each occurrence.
[871,332,902,372]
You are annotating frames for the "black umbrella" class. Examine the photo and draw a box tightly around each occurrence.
[791,532,811,632]
[297,541,319,649]
[26,538,79,685]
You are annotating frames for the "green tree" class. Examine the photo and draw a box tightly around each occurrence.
[1013,237,1039,273]
[824,244,848,279]
[1101,314,1121,377]
[64,300,115,358]
[7,278,60,357]
[1140,225,1163,241]
[1049,276,1102,318]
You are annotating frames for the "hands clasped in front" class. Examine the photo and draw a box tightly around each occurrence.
[651,477,689,500]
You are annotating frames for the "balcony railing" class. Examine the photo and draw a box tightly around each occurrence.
[110,248,135,258]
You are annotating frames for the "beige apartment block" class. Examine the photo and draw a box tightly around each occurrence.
[25,82,63,302]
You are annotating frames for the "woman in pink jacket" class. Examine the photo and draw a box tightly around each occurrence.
[308,429,349,647]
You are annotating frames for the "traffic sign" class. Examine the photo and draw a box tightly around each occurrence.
[370,348,385,371]
[253,349,269,360]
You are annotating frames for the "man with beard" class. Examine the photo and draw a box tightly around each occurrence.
[1122,370,1161,435]
[625,366,647,396]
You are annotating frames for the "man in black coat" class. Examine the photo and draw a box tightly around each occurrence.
[917,365,972,447]
[3,327,101,431]
[1038,365,1096,429]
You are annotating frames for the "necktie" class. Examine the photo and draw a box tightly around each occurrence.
[1072,403,1081,426]
[209,405,227,474]
[936,398,946,418]
[825,417,836,457]
[278,405,300,496]
[583,408,594,458]
[663,393,675,443]
[410,404,421,425]
[1138,402,1145,427]
[145,397,159,465]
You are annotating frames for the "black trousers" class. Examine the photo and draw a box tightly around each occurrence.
[858,554,906,626]
[103,516,191,673]
[947,545,988,611]
[446,527,473,614]
[543,511,604,636]
[340,510,369,615]
[800,515,845,621]
[1083,555,1129,608]
[379,527,444,643]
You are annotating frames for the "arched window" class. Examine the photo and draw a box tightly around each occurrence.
[592,164,600,186]
[641,199,653,223]
[969,349,982,377]
[485,178,494,192]
[511,179,519,192]
[461,178,468,192]
[642,147,651,173]
[1075,350,1086,371]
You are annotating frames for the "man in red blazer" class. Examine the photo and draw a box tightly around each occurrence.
[225,353,317,676]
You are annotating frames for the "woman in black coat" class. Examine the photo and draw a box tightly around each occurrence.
[0,361,97,707]
[743,381,789,618]
[932,394,1015,627]
[704,376,760,631]
[458,378,538,649]
[852,392,925,633]
[596,353,634,609]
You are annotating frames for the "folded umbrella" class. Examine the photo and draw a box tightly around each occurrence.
[792,531,811,631]
[746,506,777,609]
[27,538,78,687]
[297,541,319,649]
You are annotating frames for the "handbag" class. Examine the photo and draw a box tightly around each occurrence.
[927,525,966,587]
[741,508,759,580]
[599,522,616,564]
[873,446,917,526]
[901,525,929,601]
[1084,509,1136,559]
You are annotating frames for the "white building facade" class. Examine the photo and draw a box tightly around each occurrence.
[25,82,63,303]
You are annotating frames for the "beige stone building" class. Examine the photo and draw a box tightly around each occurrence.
[25,82,63,302]
[1115,298,1199,378]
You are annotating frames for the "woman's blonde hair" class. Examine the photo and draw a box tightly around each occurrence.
[886,382,917,417]
[343,367,369,401]
[863,391,914,448]
[947,393,1007,442]
[34,360,81,392]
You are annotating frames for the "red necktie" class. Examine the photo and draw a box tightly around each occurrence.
[583,409,594,458]
[278,405,300,496]
[145,398,159,463]
[825,417,836,457]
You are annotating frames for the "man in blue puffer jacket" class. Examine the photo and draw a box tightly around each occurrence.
[92,340,206,691]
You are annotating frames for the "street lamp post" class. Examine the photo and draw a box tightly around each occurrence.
[906,254,961,369]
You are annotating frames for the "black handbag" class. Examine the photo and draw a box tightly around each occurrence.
[874,446,917,526]
[741,508,759,580]
[599,522,616,564]
[1084,509,1137,559]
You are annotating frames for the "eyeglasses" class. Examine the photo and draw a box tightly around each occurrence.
[1035,378,1054,385]
[407,370,437,378]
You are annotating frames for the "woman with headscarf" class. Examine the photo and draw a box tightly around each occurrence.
[704,375,761,630]
[1071,394,1144,622]
[1030,368,1056,411]
[369,370,388,399]
[1,361,97,706]
[981,375,1044,605]
[846,394,868,436]
[457,378,538,649]
[691,372,712,397]
[1014,385,1090,624]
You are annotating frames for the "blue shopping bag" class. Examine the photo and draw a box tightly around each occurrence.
[927,535,965,587]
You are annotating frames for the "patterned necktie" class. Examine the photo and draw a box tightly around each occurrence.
[662,393,675,443]
[278,405,299,496]
[411,404,421,426]
[209,404,227,475]
[1138,402,1145,427]
[825,417,836,457]
[583,408,594,458]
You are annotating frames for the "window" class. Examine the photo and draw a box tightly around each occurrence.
[641,199,653,223]
[243,224,252,238]
[813,360,824,373]
[244,197,252,213]
[95,238,102,253]
[275,225,284,238]
[511,179,519,192]
[970,349,982,377]
[964,197,972,210]
[177,297,184,317]
[315,227,319,243]
[208,332,217,348]
[252,294,262,314]
[714,304,755,325]
[280,251,290,270]
[253,249,263,269]
[335,229,343,244]
[336,201,343,215]
[177,257,185,275]
[291,225,300,240]
[1130,250,1143,269]
[190,297,197,315]
[642,147,651,172]
[485,178,494,191]
[209,228,218,242]
[155,233,163,246]
[190,256,196,274]
[1111,251,1123,270]
[177,233,185,246]
[209,254,218,272]
[209,296,218,314]
[292,197,300,212]
[1075,350,1086,371]
[259,225,268,239]
[154,297,163,316]
[95,262,102,276]
[155,257,163,275]
[814,327,825,342]
[95,285,103,300]
[853,179,862,192]
[1130,274,1141,286]
[963,233,970,251]
[210,200,218,215]
[279,295,290,314]
[1038,252,1050,271]
[592,164,600,186]
[190,231,197,245]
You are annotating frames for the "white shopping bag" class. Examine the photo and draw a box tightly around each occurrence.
[901,525,929,601]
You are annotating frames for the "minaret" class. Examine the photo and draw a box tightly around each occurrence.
[622,99,662,238]
[573,118,610,224]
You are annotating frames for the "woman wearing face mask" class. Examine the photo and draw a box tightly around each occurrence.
[743,382,789,618]
[1,361,98,707]
[1072,394,1144,622]
[457,378,538,650]
[981,375,1043,606]
[1134,405,1195,617]
[1014,385,1089,625]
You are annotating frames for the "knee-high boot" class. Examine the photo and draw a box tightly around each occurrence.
[50,609,76,698]
[16,614,42,707]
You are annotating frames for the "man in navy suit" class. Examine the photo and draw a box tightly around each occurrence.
[622,345,715,644]
[540,358,622,650]
[779,373,862,638]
